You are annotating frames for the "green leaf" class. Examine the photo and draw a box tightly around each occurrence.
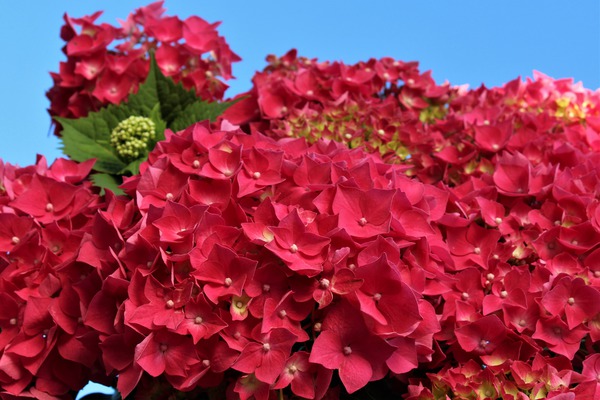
[90,173,124,196]
[148,103,167,143]
[56,104,138,143]
[170,99,237,132]
[119,158,144,176]
[95,104,138,132]
[155,74,197,125]
[126,55,160,116]
[57,98,166,176]
[127,53,197,125]
[55,115,112,144]
[58,120,126,174]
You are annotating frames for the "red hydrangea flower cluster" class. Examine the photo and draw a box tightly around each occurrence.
[90,121,446,398]
[221,51,600,397]
[223,49,453,164]
[0,157,105,397]
[46,1,240,129]
[224,51,600,185]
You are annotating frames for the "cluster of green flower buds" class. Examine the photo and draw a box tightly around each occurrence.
[110,116,156,162]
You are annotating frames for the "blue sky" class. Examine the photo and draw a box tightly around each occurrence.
[0,1,598,397]
[0,1,598,168]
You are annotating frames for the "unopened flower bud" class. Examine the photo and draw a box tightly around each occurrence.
[110,116,156,162]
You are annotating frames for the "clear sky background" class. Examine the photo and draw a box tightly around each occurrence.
[0,1,598,169]
[0,0,598,396]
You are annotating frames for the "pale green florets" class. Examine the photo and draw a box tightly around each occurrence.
[110,116,156,161]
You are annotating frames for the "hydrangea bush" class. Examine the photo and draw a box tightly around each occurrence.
[2,2,600,399]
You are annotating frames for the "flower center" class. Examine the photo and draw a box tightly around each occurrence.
[343,346,352,355]
[290,243,298,253]
[165,300,175,309]
[194,316,203,324]
[263,343,271,352]
[358,217,368,226]
[45,203,54,212]
[567,297,575,305]
[553,327,562,335]
[253,171,261,179]
[224,277,233,287]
